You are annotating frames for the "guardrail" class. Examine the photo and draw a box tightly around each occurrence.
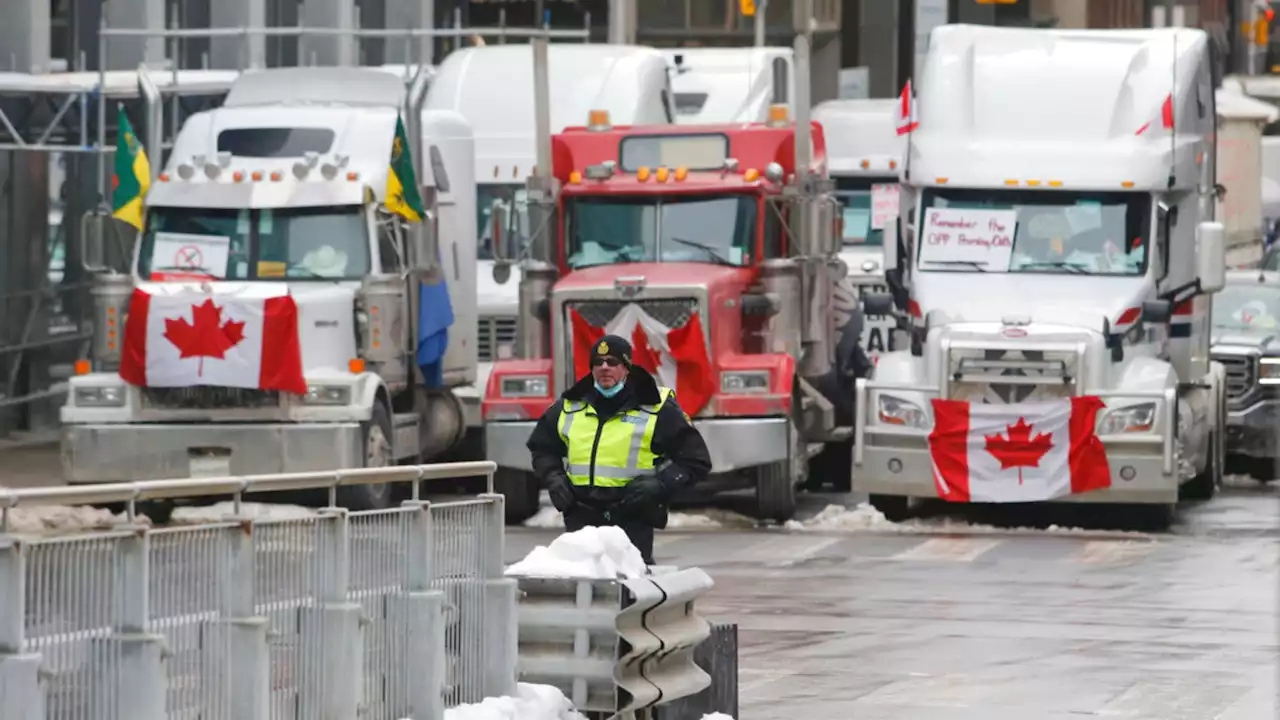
[512,567,715,715]
[0,462,516,720]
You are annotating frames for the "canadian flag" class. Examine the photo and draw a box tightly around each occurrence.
[570,303,715,415]
[1135,94,1174,136]
[896,80,918,136]
[928,397,1112,503]
[119,286,307,394]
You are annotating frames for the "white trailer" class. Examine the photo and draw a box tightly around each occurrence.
[813,98,904,362]
[662,47,794,123]
[61,67,480,510]
[855,26,1228,528]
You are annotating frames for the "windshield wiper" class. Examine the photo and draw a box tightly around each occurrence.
[668,236,735,266]
[148,265,215,277]
[1018,261,1089,275]
[921,260,989,272]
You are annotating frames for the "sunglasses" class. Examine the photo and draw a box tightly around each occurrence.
[591,357,624,368]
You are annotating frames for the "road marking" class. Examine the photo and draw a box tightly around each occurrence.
[772,537,844,567]
[738,668,800,697]
[887,537,1002,562]
[1069,540,1157,565]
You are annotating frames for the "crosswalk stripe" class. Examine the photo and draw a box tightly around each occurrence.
[772,537,844,567]
[1069,540,1157,565]
[888,537,1002,562]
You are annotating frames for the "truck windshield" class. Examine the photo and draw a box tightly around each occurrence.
[918,188,1150,276]
[1212,283,1280,331]
[138,205,370,281]
[477,184,531,261]
[835,177,895,248]
[565,195,756,269]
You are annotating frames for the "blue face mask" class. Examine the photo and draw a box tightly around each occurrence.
[594,379,625,398]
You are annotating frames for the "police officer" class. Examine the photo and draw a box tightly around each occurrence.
[526,334,711,565]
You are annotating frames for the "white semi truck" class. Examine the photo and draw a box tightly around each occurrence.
[61,67,480,510]
[423,43,673,418]
[855,26,1228,529]
[663,47,794,123]
[813,99,904,362]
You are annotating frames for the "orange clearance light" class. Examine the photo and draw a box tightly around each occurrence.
[655,167,670,183]
[1004,179,1018,186]
[674,166,688,181]
[1026,180,1041,187]
[1048,180,1063,187]
[936,177,949,184]
[889,160,897,169]
[860,159,870,169]
[767,104,789,125]
[74,359,91,376]
[348,358,366,373]
[569,170,583,184]
[271,171,283,182]
[588,109,611,128]
[744,168,760,182]
[1121,181,1135,188]
[347,171,359,181]
[158,172,170,182]
[636,166,651,181]
[233,171,245,183]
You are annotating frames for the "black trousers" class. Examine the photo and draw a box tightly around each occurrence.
[562,505,656,566]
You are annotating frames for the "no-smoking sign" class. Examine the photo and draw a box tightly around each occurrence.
[175,246,203,269]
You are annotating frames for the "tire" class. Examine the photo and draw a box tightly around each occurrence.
[753,460,797,523]
[1247,458,1277,483]
[494,468,540,525]
[869,494,912,522]
[337,400,397,511]
[1180,430,1222,501]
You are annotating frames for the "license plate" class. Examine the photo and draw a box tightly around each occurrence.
[189,452,231,478]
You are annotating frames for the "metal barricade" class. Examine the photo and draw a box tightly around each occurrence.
[0,461,515,720]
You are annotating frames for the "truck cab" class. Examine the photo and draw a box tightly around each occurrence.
[61,67,479,510]
[663,47,795,124]
[854,26,1228,528]
[482,102,857,523]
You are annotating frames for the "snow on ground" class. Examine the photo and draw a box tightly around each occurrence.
[785,502,1152,538]
[523,500,755,531]
[505,525,649,579]
[699,715,736,720]
[1223,473,1271,489]
[438,683,588,720]
[168,501,317,525]
[1,505,142,535]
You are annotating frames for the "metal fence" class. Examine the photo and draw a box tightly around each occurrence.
[0,461,517,720]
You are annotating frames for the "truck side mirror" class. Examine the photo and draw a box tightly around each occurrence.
[1195,221,1226,294]
[1141,299,1172,324]
[882,219,900,272]
[79,209,111,273]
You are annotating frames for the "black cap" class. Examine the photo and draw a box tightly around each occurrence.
[592,335,632,366]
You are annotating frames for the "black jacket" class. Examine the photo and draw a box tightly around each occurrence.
[526,366,712,523]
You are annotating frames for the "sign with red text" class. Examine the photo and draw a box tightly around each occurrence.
[870,183,900,230]
[919,208,1018,271]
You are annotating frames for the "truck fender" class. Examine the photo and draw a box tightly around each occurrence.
[352,373,389,420]
[1113,356,1178,395]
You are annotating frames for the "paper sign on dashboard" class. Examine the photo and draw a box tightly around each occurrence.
[919,208,1018,271]
[870,184,900,230]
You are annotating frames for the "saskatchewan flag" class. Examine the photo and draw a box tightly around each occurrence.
[385,114,425,222]
[111,106,151,231]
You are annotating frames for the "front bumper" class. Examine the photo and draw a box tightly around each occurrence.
[486,416,789,474]
[1225,399,1280,459]
[853,380,1181,505]
[61,423,363,484]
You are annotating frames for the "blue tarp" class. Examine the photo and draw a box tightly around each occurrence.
[416,278,454,388]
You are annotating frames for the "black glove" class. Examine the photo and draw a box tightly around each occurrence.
[654,460,692,498]
[546,471,576,513]
[613,475,663,517]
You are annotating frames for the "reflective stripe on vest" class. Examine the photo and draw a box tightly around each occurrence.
[557,387,673,488]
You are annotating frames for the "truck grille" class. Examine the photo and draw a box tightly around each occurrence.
[567,298,699,330]
[477,315,517,362]
[946,348,1079,404]
[140,387,281,410]
[1213,354,1256,401]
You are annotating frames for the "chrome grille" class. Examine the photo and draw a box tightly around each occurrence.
[567,298,699,329]
[477,315,517,362]
[1213,354,1256,401]
[140,387,281,410]
[946,347,1079,404]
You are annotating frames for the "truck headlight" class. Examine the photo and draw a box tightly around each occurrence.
[1260,359,1280,385]
[500,376,549,398]
[1098,402,1156,435]
[877,394,927,429]
[303,385,352,406]
[721,370,770,394]
[74,386,125,407]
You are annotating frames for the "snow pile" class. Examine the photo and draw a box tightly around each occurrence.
[169,501,317,525]
[700,715,736,720]
[783,503,1151,537]
[2,505,143,535]
[784,502,900,531]
[505,526,648,579]
[438,683,588,720]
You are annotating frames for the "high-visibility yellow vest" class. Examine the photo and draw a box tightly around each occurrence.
[557,387,673,488]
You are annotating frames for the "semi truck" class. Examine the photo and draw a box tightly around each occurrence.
[854,26,1227,529]
[481,36,865,523]
[60,66,480,510]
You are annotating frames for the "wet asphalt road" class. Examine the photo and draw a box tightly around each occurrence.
[508,480,1280,720]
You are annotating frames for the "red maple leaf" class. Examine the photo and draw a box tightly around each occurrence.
[163,299,246,377]
[984,417,1054,485]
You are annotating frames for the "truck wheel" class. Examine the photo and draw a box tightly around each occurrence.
[753,460,797,523]
[493,468,540,525]
[1247,458,1277,482]
[337,401,397,511]
[1180,430,1222,501]
[869,494,912,522]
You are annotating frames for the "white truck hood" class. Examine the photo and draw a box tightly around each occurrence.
[913,273,1152,330]
[477,260,522,317]
[840,247,885,280]
[135,281,358,374]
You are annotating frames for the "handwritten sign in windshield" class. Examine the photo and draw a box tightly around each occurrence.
[870,184,900,230]
[919,208,1018,271]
